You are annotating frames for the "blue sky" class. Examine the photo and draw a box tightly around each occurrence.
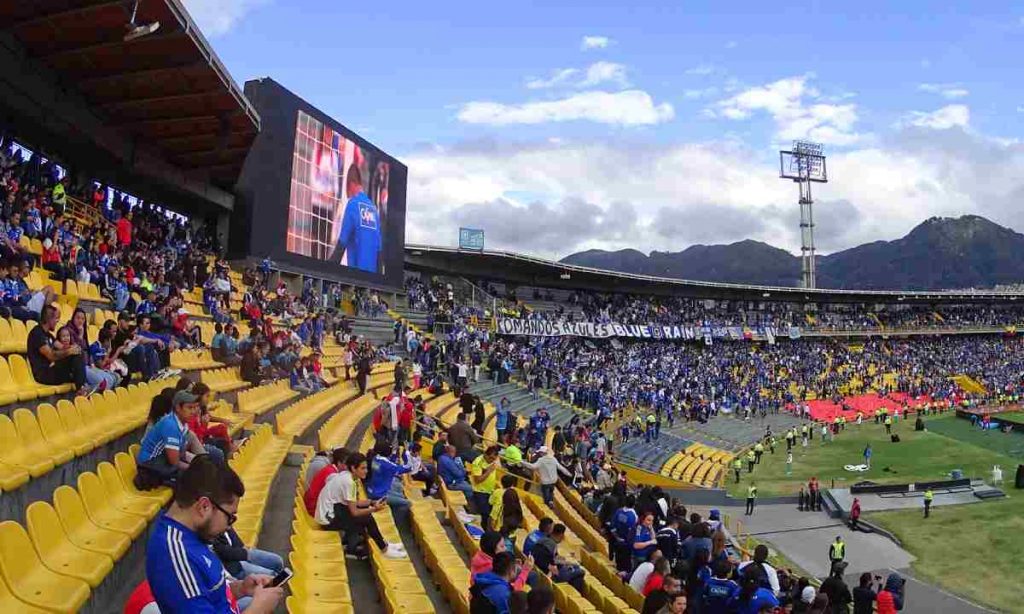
[184,0,1024,257]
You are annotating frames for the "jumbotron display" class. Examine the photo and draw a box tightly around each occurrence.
[236,77,407,288]
[286,110,391,273]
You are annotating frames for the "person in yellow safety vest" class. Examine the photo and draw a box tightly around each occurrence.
[874,408,882,424]
[753,441,765,463]
[732,458,743,483]
[767,435,776,454]
[746,449,756,473]
[745,482,757,515]
[884,414,893,435]
[924,488,934,518]
[828,535,846,571]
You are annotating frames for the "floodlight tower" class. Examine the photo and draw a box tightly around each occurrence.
[780,141,828,289]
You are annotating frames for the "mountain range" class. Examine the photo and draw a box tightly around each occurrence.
[560,215,1024,290]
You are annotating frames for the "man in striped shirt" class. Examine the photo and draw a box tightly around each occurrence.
[146,456,282,613]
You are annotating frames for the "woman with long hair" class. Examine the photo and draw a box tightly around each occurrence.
[61,307,120,390]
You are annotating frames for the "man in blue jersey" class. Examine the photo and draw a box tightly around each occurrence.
[331,166,381,273]
[611,494,638,572]
[146,456,283,613]
[135,390,199,489]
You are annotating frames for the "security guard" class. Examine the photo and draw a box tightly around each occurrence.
[746,448,756,473]
[884,414,894,435]
[732,457,743,483]
[924,488,934,518]
[829,535,846,570]
[753,441,765,464]
[746,482,758,515]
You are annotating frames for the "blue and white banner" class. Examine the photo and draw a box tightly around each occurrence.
[496,318,778,341]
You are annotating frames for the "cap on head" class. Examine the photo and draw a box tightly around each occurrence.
[173,390,199,407]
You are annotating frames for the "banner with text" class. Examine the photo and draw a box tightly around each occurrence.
[495,318,784,341]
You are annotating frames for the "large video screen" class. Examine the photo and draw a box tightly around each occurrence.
[286,110,390,273]
[235,78,407,288]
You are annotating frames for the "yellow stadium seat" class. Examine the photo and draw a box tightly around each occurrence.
[10,353,74,398]
[36,402,91,457]
[0,358,19,405]
[12,407,72,466]
[0,413,54,478]
[26,501,113,587]
[0,521,91,612]
[64,280,79,297]
[0,567,49,612]
[97,461,163,517]
[76,472,147,538]
[52,485,131,561]
[286,596,356,614]
[72,396,117,445]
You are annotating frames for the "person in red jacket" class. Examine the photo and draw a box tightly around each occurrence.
[397,386,415,443]
[304,448,348,516]
[116,211,133,246]
[849,497,862,530]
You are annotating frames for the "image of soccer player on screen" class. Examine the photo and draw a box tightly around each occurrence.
[331,164,381,273]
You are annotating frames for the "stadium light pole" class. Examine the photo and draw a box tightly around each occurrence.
[780,141,828,289]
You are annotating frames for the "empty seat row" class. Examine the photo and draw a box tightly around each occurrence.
[237,380,299,416]
[410,499,470,614]
[0,453,169,612]
[275,379,369,438]
[0,380,173,491]
[169,348,222,370]
[63,280,110,304]
[286,452,355,614]
[201,366,252,393]
[229,424,292,545]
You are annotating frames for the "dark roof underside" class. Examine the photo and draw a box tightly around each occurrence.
[1,0,259,188]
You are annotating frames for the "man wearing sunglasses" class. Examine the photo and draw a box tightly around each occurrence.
[147,456,283,613]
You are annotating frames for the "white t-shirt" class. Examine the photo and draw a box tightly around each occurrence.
[629,562,655,592]
[458,363,468,378]
[315,470,356,526]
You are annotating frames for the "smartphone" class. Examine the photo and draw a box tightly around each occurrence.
[269,568,293,588]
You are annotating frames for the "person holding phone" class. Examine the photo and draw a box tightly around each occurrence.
[146,457,283,613]
[314,452,407,559]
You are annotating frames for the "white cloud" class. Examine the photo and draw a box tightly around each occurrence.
[581,36,612,50]
[526,62,629,89]
[457,90,674,126]
[710,75,862,145]
[903,104,970,130]
[918,83,970,99]
[180,0,268,36]
[405,126,1024,260]
[1018,106,1024,113]
[725,41,738,49]
[685,64,717,76]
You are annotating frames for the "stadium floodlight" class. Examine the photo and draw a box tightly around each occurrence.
[780,140,828,289]
[124,0,161,42]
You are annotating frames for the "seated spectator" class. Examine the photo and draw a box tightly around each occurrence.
[135,390,201,489]
[734,573,780,614]
[470,531,532,591]
[403,441,437,497]
[470,551,517,614]
[314,452,407,559]
[240,343,267,386]
[145,456,283,613]
[112,311,161,381]
[27,303,87,394]
[523,517,553,558]
[188,382,235,459]
[366,440,412,512]
[305,447,348,516]
[531,523,586,592]
[61,306,120,391]
[211,321,242,365]
[7,258,58,321]
[642,574,683,614]
[212,525,285,580]
[437,444,475,502]
[630,549,664,593]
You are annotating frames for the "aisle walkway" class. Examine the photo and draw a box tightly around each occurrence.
[707,502,992,613]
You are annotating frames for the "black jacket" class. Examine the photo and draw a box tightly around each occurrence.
[212,528,248,577]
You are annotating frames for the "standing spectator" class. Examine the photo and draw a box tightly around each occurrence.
[852,573,881,614]
[470,446,501,530]
[116,210,133,247]
[518,446,572,506]
[27,303,87,394]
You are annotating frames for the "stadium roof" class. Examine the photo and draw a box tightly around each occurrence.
[1,0,259,189]
[405,244,1024,304]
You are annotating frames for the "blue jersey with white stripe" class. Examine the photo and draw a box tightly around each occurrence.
[146,513,238,613]
[137,413,187,464]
